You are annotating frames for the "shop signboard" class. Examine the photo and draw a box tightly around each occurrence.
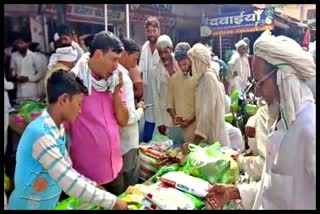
[201,7,275,36]
[44,4,125,25]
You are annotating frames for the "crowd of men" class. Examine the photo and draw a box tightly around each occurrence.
[4,16,316,210]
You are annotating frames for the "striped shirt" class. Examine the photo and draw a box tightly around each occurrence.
[30,110,117,209]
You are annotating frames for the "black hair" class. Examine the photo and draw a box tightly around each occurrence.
[89,31,124,58]
[84,34,94,49]
[29,42,40,52]
[54,40,73,51]
[145,16,160,29]
[57,24,73,37]
[46,69,88,104]
[120,38,140,55]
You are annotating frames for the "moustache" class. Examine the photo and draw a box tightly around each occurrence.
[148,36,157,42]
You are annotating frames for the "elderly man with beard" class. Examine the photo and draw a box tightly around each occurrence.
[139,16,161,142]
[151,35,184,144]
[167,42,196,143]
[205,31,315,210]
[184,43,230,152]
[228,40,251,94]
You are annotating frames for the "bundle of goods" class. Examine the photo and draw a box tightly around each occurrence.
[54,196,102,210]
[119,181,205,210]
[139,134,185,181]
[12,100,46,130]
[183,142,240,184]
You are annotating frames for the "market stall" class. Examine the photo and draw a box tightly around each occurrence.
[53,137,249,210]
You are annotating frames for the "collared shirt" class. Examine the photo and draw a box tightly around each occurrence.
[10,50,42,98]
[11,110,116,210]
[167,71,196,121]
[118,64,143,155]
[69,83,126,185]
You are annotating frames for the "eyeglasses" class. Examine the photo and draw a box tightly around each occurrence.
[253,68,278,88]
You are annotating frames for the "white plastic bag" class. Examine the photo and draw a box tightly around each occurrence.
[160,172,210,198]
[225,122,245,152]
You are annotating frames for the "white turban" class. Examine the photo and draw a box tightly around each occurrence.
[253,30,315,128]
[235,40,247,50]
[187,43,212,83]
[54,33,60,42]
[48,46,78,70]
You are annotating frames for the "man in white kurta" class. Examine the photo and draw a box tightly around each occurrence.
[117,38,145,192]
[206,31,315,210]
[151,35,184,144]
[139,16,161,142]
[28,43,49,98]
[10,39,42,99]
[228,40,250,94]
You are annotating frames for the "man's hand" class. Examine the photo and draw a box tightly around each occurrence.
[17,76,29,83]
[114,72,123,94]
[182,142,191,155]
[158,125,166,135]
[112,198,128,210]
[137,101,146,110]
[242,149,252,157]
[205,184,240,210]
[179,119,192,128]
[245,126,255,138]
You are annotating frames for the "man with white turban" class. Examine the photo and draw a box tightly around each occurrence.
[45,46,78,90]
[228,40,251,94]
[206,30,315,210]
[185,43,230,150]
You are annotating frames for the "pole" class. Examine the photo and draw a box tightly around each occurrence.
[126,4,130,38]
[219,34,222,59]
[42,15,49,53]
[104,4,108,31]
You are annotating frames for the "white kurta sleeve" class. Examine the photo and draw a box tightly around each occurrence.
[237,180,261,210]
[237,155,264,180]
[127,108,144,125]
[29,55,44,82]
[304,130,315,186]
[151,66,164,127]
[4,77,14,90]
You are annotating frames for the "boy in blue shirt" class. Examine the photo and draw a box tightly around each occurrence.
[8,69,127,210]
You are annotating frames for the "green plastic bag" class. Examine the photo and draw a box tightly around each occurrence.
[183,143,234,184]
[150,163,181,183]
[151,133,169,142]
[54,196,102,210]
[4,173,11,192]
[118,194,143,210]
[230,89,241,113]
[224,113,234,123]
[182,192,205,210]
[245,104,258,116]
[17,100,45,123]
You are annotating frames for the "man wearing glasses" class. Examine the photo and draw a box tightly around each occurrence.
[205,31,315,210]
